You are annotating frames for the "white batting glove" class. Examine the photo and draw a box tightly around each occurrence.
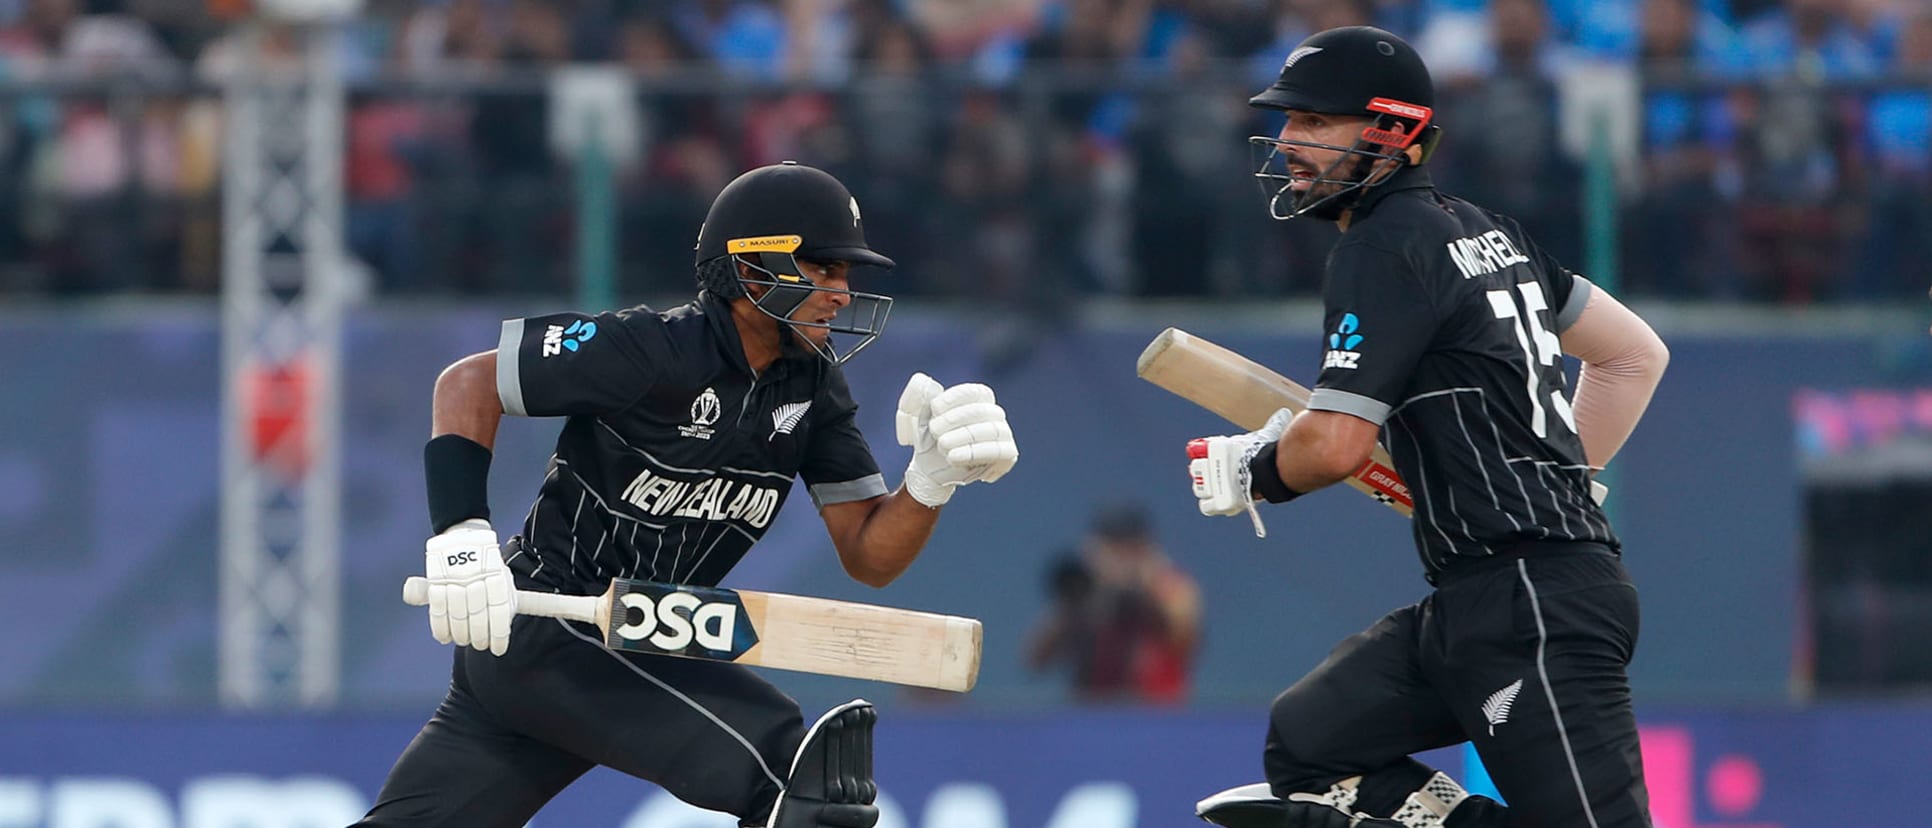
[1187,408,1294,537]
[423,519,517,656]
[896,372,1019,507]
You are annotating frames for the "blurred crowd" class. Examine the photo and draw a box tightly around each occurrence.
[1024,502,1201,705]
[0,0,1928,304]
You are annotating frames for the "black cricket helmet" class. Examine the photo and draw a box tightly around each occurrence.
[695,161,895,364]
[1247,26,1443,221]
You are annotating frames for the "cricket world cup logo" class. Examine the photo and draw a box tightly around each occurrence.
[681,387,723,440]
[690,387,722,426]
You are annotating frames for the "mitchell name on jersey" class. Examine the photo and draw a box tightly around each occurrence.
[1445,230,1531,280]
[619,467,783,530]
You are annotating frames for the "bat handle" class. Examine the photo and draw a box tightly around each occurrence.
[514,591,603,626]
[401,577,604,627]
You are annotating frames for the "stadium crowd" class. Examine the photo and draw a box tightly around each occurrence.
[0,0,1926,304]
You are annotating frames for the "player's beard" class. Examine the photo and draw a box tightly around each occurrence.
[778,318,838,361]
[1300,152,1377,222]
[778,320,812,358]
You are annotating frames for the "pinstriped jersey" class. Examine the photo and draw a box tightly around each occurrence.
[493,292,887,593]
[1303,166,1617,579]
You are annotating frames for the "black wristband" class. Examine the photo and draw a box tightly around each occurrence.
[425,434,492,534]
[1249,442,1304,504]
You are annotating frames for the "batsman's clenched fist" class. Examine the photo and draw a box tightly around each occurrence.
[896,372,1019,507]
[1187,407,1293,537]
[423,518,517,656]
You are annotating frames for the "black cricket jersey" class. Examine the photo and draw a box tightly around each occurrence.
[493,292,888,593]
[1304,166,1617,578]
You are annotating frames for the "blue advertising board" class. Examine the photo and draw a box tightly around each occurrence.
[3,705,1930,826]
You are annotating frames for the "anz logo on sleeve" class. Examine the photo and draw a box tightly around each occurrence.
[542,319,598,357]
[1323,313,1365,370]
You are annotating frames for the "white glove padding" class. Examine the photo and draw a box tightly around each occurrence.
[896,372,1019,507]
[1186,408,1294,537]
[423,518,517,656]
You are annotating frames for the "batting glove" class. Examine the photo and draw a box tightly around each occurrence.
[1187,407,1293,537]
[423,518,517,656]
[896,373,1019,507]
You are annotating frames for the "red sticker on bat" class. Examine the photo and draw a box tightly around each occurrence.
[1354,460,1414,507]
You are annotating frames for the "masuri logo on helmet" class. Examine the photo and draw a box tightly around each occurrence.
[726,235,804,255]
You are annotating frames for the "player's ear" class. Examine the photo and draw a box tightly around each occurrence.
[1408,124,1442,166]
[734,259,768,299]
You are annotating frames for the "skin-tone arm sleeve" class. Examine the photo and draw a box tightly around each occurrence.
[1558,285,1669,469]
[818,492,941,588]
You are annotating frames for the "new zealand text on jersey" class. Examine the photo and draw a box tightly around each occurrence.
[620,468,782,529]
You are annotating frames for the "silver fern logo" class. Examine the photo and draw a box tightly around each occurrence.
[1282,45,1323,71]
[770,401,811,439]
[1482,679,1524,736]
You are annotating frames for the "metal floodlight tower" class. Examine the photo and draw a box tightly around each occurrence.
[217,5,356,708]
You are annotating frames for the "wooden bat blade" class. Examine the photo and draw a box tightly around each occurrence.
[745,589,983,693]
[404,576,982,692]
[1138,327,1416,516]
[1137,328,1314,431]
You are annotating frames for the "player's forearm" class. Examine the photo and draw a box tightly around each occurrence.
[432,351,506,449]
[833,490,940,588]
[426,351,506,534]
[1558,290,1668,468]
[1273,409,1379,494]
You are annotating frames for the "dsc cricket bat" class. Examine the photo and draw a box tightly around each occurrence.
[404,576,982,692]
[1136,327,1607,518]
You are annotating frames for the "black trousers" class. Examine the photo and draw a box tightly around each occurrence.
[1264,543,1651,828]
[353,610,804,828]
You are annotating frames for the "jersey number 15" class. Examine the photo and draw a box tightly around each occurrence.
[1486,281,1577,439]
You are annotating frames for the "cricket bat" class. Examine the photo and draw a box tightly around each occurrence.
[403,576,982,692]
[1135,327,1607,518]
